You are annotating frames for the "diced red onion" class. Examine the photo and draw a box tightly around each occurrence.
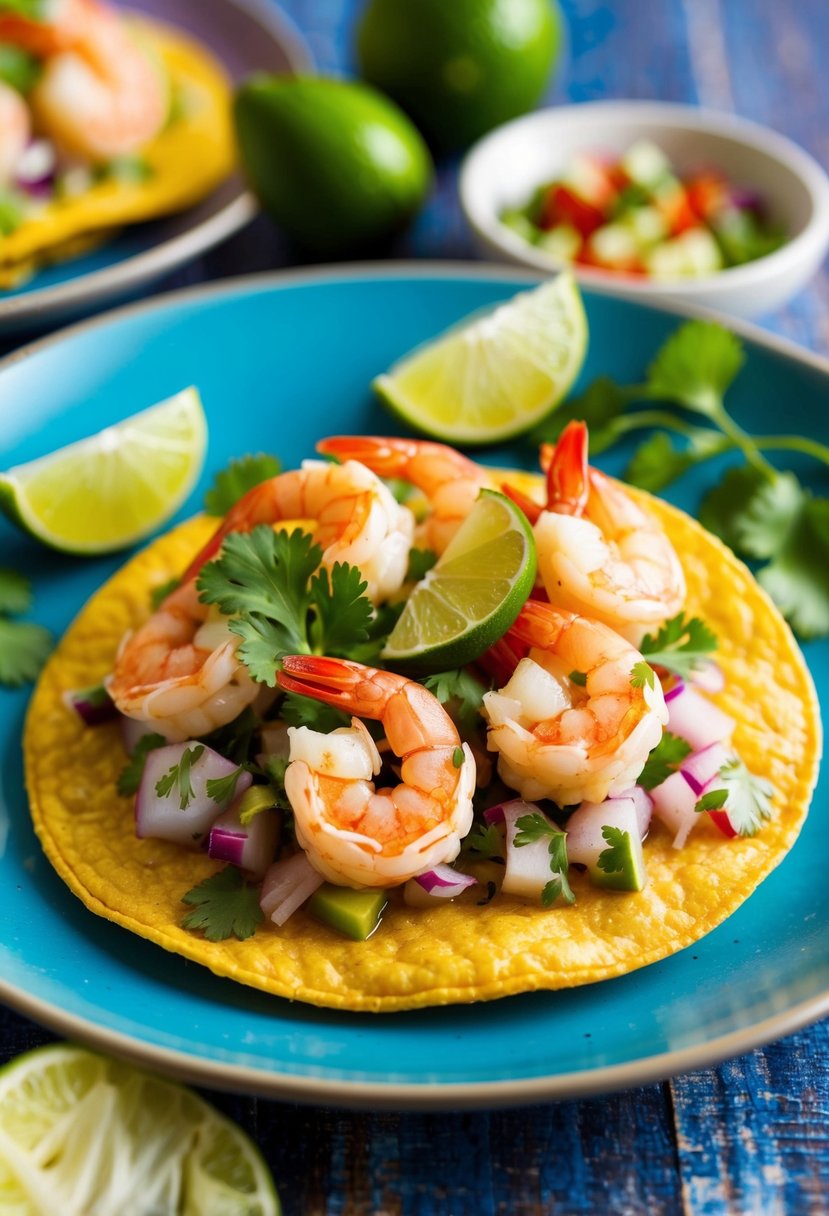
[664,678,685,703]
[415,864,477,896]
[208,801,280,878]
[119,714,174,755]
[689,661,726,695]
[135,742,251,846]
[62,683,117,726]
[667,683,735,752]
[259,853,324,926]
[14,139,56,196]
[483,797,533,826]
[566,797,638,867]
[728,187,763,213]
[609,786,653,837]
[680,742,732,795]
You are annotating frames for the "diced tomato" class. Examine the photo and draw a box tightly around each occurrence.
[708,809,738,838]
[577,246,646,276]
[542,184,605,238]
[687,172,728,221]
[657,186,698,235]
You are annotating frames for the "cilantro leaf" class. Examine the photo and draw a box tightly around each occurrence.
[155,744,205,809]
[346,599,406,664]
[117,732,167,797]
[597,825,630,874]
[624,427,724,493]
[630,660,656,690]
[639,612,718,679]
[0,619,52,688]
[0,568,31,615]
[423,668,487,737]
[542,878,564,907]
[198,526,318,647]
[639,731,692,790]
[280,691,351,733]
[514,811,556,846]
[462,822,504,861]
[758,497,829,639]
[205,765,249,807]
[646,321,744,418]
[697,758,774,835]
[695,787,728,812]
[699,465,804,559]
[180,866,263,942]
[568,670,587,687]
[258,756,293,813]
[204,453,281,516]
[308,563,372,655]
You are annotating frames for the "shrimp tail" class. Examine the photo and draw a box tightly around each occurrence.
[500,481,543,525]
[278,655,376,716]
[542,420,589,516]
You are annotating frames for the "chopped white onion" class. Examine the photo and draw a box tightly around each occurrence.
[135,742,251,846]
[502,800,557,900]
[680,742,732,795]
[566,797,638,867]
[259,853,324,926]
[650,769,719,849]
[690,661,726,695]
[120,714,174,756]
[667,683,735,752]
[609,786,653,837]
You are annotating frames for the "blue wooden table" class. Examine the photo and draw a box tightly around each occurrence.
[2,1,829,1211]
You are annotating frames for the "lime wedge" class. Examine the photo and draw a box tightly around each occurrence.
[0,387,207,554]
[373,273,587,444]
[382,488,536,671]
[0,1044,280,1215]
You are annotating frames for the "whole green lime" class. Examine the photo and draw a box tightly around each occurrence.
[356,0,563,153]
[234,75,433,256]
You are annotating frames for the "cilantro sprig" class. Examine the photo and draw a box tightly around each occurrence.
[0,568,52,689]
[531,319,829,637]
[155,744,205,809]
[514,812,575,907]
[204,453,281,516]
[638,612,718,681]
[596,826,631,876]
[197,527,376,689]
[180,866,263,941]
[424,668,488,738]
[695,758,775,837]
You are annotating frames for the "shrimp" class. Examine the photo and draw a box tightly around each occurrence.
[277,656,476,888]
[107,579,259,743]
[0,82,30,187]
[317,436,491,554]
[0,0,168,161]
[108,461,414,739]
[530,421,687,645]
[482,600,667,806]
[181,459,415,605]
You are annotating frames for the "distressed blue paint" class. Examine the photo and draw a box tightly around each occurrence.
[2,4,829,1216]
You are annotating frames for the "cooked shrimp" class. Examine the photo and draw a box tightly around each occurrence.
[277,656,476,888]
[482,600,667,806]
[318,436,490,554]
[0,0,168,161]
[0,82,30,186]
[182,459,415,605]
[531,421,686,645]
[107,579,258,742]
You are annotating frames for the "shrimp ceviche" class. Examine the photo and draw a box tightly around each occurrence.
[0,0,233,287]
[24,393,819,1018]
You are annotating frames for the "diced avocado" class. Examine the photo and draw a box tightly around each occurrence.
[500,208,539,244]
[308,884,387,940]
[589,827,647,892]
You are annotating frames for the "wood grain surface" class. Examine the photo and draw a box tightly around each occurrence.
[1,1,828,1213]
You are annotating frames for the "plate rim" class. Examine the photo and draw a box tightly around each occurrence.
[1,260,827,1108]
[0,0,313,328]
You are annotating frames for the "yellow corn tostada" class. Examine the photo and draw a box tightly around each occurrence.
[0,15,234,289]
[24,476,821,1013]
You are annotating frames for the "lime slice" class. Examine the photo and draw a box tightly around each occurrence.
[382,488,536,671]
[0,387,207,554]
[373,273,587,444]
[0,1044,280,1215]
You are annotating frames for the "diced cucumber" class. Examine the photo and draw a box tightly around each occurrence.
[621,140,672,190]
[587,222,640,267]
[535,223,581,262]
[308,884,387,940]
[620,205,668,247]
[645,227,723,278]
[562,152,610,204]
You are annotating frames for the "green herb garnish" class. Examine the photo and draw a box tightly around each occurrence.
[180,866,263,942]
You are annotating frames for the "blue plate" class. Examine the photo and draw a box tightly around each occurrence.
[1,266,826,1108]
[0,0,311,334]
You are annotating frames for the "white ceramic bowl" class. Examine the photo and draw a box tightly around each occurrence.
[459,101,829,317]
